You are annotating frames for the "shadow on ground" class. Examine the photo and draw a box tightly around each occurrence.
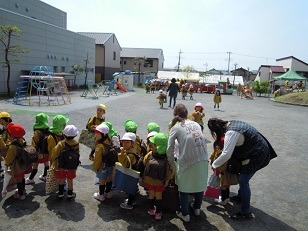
[95,190,218,231]
[45,194,85,222]
[204,197,296,231]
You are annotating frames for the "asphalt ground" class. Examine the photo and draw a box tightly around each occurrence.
[0,87,307,231]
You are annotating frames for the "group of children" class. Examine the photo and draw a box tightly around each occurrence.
[0,105,175,221]
[155,84,222,111]
[0,99,233,221]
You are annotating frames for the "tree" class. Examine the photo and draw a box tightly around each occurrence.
[0,25,28,96]
[182,65,194,78]
[253,80,269,96]
[133,57,147,84]
[70,64,84,88]
[83,53,90,88]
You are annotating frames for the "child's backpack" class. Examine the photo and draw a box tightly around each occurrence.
[12,141,39,166]
[57,141,80,170]
[144,154,168,181]
[102,143,119,167]
[37,130,53,155]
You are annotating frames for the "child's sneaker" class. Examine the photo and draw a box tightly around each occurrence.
[148,206,156,216]
[176,211,190,222]
[19,194,26,200]
[120,201,133,210]
[104,192,112,199]
[39,175,46,182]
[155,212,162,220]
[67,192,76,201]
[93,192,105,202]
[124,198,137,206]
[25,178,35,185]
[214,197,230,205]
[57,193,64,200]
[191,203,200,216]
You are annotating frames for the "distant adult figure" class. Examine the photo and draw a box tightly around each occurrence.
[167,104,208,223]
[167,78,180,108]
[207,118,277,220]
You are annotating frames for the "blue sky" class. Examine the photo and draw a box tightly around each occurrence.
[43,0,308,71]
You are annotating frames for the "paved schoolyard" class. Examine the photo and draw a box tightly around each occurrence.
[0,88,307,231]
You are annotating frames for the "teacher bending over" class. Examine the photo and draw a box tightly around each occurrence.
[207,118,277,220]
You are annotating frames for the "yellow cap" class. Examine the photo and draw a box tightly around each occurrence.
[97,104,106,111]
[0,112,11,119]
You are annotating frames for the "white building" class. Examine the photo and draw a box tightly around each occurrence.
[0,0,95,93]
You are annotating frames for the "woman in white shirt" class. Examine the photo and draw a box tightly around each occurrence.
[167,104,208,223]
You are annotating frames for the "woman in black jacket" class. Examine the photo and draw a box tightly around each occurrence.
[167,78,180,108]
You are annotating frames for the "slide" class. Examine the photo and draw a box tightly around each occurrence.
[115,81,127,92]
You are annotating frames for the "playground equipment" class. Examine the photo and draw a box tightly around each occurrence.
[113,70,133,91]
[13,66,71,106]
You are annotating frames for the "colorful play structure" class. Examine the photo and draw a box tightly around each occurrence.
[13,66,71,106]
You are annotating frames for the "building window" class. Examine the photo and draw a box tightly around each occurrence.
[120,61,122,65]
[162,63,164,68]
[113,52,116,60]
[124,61,126,65]
[144,59,153,67]
[53,66,58,73]
[61,66,65,72]
[259,71,261,76]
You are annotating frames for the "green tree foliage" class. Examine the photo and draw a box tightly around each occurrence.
[70,64,84,87]
[253,80,269,96]
[182,65,195,78]
[0,25,29,96]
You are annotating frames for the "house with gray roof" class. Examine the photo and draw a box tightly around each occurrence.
[78,32,121,82]
[120,48,164,75]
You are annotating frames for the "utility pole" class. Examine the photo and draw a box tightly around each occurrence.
[205,63,208,72]
[227,52,232,74]
[233,63,238,87]
[177,49,182,72]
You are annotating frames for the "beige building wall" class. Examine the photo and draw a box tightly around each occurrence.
[96,45,104,67]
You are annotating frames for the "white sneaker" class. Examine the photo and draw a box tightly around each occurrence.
[39,175,46,182]
[191,203,200,216]
[176,211,190,222]
[25,178,35,185]
[104,192,112,199]
[214,197,230,205]
[1,190,7,198]
[124,198,137,206]
[93,192,105,202]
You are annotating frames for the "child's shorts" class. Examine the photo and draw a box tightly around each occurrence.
[15,167,33,179]
[145,183,165,192]
[96,166,113,179]
[37,154,49,163]
[55,170,76,180]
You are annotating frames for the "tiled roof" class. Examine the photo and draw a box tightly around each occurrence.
[270,66,285,73]
[121,48,163,59]
[78,32,113,44]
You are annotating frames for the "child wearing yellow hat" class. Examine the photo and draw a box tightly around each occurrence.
[87,104,106,160]
[143,133,173,220]
[26,113,50,184]
[0,112,13,172]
